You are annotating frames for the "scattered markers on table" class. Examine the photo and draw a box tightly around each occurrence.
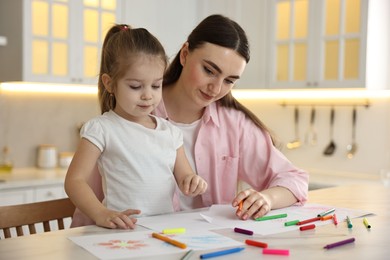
[317,208,336,217]
[199,247,245,259]
[234,227,253,236]
[363,218,371,229]
[323,238,355,250]
[346,216,353,229]
[255,213,287,221]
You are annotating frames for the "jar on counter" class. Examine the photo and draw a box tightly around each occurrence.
[37,144,58,169]
[59,152,74,168]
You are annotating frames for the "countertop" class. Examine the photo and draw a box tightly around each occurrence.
[0,168,67,190]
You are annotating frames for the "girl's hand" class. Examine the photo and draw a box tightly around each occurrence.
[233,189,272,220]
[181,175,208,197]
[95,208,141,229]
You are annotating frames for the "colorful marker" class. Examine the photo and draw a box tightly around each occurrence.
[346,216,353,228]
[333,213,338,225]
[255,213,287,221]
[262,248,290,256]
[200,247,245,259]
[363,218,371,229]
[181,249,194,260]
[297,217,321,225]
[234,227,253,235]
[162,228,186,234]
[320,215,333,221]
[238,201,243,211]
[317,208,336,217]
[152,232,187,249]
[324,237,355,249]
[284,219,299,226]
[300,224,316,231]
[245,239,268,248]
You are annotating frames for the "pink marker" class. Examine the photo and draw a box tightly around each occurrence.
[263,248,290,256]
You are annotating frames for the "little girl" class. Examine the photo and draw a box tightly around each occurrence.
[65,24,207,230]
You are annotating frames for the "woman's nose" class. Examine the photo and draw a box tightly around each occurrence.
[208,78,223,95]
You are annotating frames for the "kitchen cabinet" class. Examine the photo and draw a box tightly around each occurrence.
[267,0,368,89]
[0,0,121,84]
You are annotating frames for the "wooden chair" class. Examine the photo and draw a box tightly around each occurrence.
[0,198,75,239]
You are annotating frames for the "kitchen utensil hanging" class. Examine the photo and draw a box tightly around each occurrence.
[286,106,301,149]
[346,107,358,159]
[304,106,317,146]
[323,107,336,156]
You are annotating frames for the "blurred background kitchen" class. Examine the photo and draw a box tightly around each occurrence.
[1,0,390,206]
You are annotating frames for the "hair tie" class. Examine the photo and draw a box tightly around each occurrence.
[121,25,129,31]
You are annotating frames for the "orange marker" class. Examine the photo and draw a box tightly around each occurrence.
[152,232,187,249]
[321,215,333,221]
[238,201,243,210]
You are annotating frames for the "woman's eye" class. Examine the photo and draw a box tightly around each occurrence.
[225,79,235,85]
[203,66,214,75]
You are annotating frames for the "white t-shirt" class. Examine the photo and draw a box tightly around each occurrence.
[169,119,203,210]
[81,110,183,217]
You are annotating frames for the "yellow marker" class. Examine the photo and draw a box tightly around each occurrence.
[162,228,186,234]
[363,218,371,229]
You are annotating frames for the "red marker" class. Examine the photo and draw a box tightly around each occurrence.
[300,224,316,231]
[297,217,321,225]
[245,239,268,248]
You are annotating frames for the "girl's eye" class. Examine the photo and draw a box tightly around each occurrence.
[130,86,141,90]
[152,85,161,89]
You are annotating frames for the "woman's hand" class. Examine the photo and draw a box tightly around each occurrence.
[180,175,208,197]
[94,208,141,229]
[232,188,272,220]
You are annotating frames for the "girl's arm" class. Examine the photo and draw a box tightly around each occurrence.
[64,138,140,229]
[173,146,207,196]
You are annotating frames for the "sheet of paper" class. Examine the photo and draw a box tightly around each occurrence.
[69,230,243,259]
[136,210,220,232]
[201,203,373,235]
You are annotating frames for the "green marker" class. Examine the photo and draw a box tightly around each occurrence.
[255,213,287,221]
[346,216,353,228]
[284,219,299,226]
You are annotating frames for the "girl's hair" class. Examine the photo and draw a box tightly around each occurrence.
[163,14,274,138]
[98,24,168,114]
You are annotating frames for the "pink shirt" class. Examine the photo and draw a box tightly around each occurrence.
[154,101,309,207]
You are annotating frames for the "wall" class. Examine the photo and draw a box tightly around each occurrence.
[1,89,389,182]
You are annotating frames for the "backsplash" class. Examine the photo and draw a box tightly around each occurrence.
[1,89,389,180]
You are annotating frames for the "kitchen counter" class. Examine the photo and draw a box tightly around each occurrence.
[0,168,67,190]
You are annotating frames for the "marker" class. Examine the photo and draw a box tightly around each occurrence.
[200,247,245,259]
[324,237,355,249]
[162,228,186,234]
[297,217,321,225]
[363,218,371,229]
[346,216,353,228]
[245,239,268,248]
[238,201,243,211]
[255,213,287,221]
[234,227,253,235]
[320,215,333,221]
[152,232,187,249]
[317,208,336,217]
[284,219,299,226]
[333,214,338,225]
[300,224,316,231]
[181,249,194,260]
[262,248,290,256]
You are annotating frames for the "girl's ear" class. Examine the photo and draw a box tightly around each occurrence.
[179,42,190,66]
[101,73,112,93]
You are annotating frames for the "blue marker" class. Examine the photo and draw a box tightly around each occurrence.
[200,247,245,259]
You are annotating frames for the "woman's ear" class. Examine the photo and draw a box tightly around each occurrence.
[179,42,190,66]
[101,73,112,93]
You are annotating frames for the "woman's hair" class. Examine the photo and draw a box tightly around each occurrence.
[163,14,273,138]
[98,24,168,114]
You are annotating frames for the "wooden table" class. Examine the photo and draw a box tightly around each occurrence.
[1,184,389,259]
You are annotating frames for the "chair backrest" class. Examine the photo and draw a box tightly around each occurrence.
[0,198,75,239]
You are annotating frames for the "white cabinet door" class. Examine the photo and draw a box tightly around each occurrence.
[0,188,34,206]
[34,185,66,202]
[267,0,368,89]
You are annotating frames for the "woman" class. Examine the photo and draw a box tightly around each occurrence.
[71,14,308,226]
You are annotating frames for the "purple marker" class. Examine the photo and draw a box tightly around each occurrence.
[234,227,253,235]
[324,238,355,249]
